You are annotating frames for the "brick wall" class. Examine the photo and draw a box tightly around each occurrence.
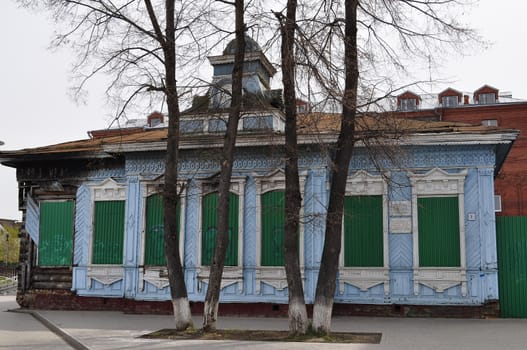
[16,289,499,318]
[400,102,527,216]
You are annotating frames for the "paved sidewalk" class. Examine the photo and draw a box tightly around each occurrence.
[0,295,70,350]
[3,294,527,350]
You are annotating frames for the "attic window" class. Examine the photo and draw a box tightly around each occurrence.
[209,118,227,132]
[400,98,417,111]
[442,95,459,107]
[147,112,164,127]
[149,117,162,127]
[181,119,204,133]
[478,93,496,105]
[243,115,273,130]
[297,104,308,113]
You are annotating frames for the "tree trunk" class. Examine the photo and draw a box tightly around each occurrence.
[202,0,245,332]
[161,0,192,331]
[312,0,358,335]
[278,0,309,335]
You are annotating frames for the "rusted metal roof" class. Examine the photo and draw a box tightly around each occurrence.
[0,114,517,164]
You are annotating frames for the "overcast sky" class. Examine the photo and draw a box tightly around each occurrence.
[1,0,526,220]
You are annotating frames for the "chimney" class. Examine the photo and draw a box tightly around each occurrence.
[464,95,469,105]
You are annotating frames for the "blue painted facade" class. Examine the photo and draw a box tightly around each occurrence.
[22,143,498,306]
[7,37,515,314]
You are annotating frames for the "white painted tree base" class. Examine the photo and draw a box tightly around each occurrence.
[203,299,219,331]
[288,299,308,334]
[172,297,193,331]
[312,302,332,334]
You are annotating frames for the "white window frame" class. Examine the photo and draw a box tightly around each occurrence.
[339,170,390,296]
[442,95,459,107]
[409,168,468,296]
[478,92,496,104]
[138,179,187,291]
[196,177,245,293]
[400,98,417,111]
[87,178,127,288]
[481,119,498,127]
[254,169,306,294]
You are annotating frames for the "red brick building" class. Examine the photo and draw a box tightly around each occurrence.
[395,85,527,216]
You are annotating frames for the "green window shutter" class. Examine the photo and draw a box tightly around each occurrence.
[144,194,181,266]
[201,192,239,266]
[145,194,165,265]
[38,200,74,266]
[418,196,460,267]
[92,200,125,264]
[261,190,286,266]
[344,195,383,267]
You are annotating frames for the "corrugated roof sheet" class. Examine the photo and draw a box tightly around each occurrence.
[0,114,516,160]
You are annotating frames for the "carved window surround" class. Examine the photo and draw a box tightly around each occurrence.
[339,170,390,295]
[87,265,125,288]
[409,168,468,296]
[255,267,305,294]
[196,177,246,293]
[139,178,187,291]
[197,266,244,293]
[139,266,170,291]
[91,178,126,202]
[254,169,306,294]
[87,178,127,287]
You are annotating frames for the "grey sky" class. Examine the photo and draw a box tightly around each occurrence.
[1,0,526,220]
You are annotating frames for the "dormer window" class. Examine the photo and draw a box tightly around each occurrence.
[438,88,462,108]
[400,98,417,111]
[478,93,496,105]
[296,99,311,114]
[397,91,420,112]
[147,112,164,127]
[474,85,499,105]
[442,95,458,107]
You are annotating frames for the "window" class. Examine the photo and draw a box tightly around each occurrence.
[494,195,502,212]
[482,119,498,127]
[417,197,460,267]
[243,115,273,130]
[260,190,285,266]
[92,200,125,264]
[442,95,458,107]
[180,119,204,133]
[400,98,417,111]
[208,118,227,133]
[409,168,467,295]
[478,93,496,104]
[201,192,239,266]
[338,171,389,295]
[38,200,74,266]
[343,195,383,267]
[144,194,181,266]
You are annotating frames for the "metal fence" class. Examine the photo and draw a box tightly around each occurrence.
[0,265,17,293]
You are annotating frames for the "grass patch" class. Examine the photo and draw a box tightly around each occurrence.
[141,328,381,344]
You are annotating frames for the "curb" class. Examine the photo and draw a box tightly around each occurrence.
[8,308,90,350]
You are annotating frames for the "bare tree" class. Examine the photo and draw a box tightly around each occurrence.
[274,0,309,335]
[20,0,218,331]
[311,0,359,333]
[296,0,477,334]
[202,0,246,332]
